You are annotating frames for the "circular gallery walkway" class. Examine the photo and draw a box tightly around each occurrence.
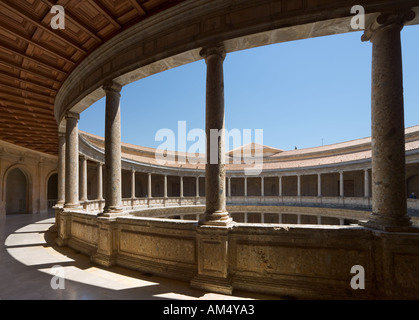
[0,212,276,300]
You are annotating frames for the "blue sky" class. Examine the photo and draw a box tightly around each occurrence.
[79,25,419,152]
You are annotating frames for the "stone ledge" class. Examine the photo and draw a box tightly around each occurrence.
[54,209,419,299]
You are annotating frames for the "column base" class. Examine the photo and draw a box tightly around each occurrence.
[54,201,65,208]
[199,212,234,226]
[359,218,419,233]
[100,206,125,217]
[190,275,233,295]
[63,203,83,210]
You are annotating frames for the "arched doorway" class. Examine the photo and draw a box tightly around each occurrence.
[6,168,28,215]
[47,173,58,210]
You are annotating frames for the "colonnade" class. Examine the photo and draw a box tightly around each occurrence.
[61,166,373,205]
[226,170,371,198]
[57,9,416,231]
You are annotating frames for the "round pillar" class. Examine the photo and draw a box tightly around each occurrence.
[103,81,123,215]
[57,133,66,205]
[200,44,231,226]
[80,156,88,201]
[64,112,81,209]
[362,11,415,230]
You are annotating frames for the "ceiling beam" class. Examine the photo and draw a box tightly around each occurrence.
[0,73,58,93]
[0,81,55,99]
[0,101,55,117]
[0,93,54,109]
[0,60,61,86]
[0,23,76,66]
[0,46,67,76]
[129,0,147,15]
[89,0,122,29]
[0,89,54,106]
[0,122,57,134]
[40,0,103,43]
[0,0,87,55]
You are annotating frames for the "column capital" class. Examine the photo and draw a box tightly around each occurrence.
[65,112,80,121]
[200,44,226,62]
[362,10,415,42]
[103,80,123,94]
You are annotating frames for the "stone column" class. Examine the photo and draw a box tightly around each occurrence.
[80,156,88,202]
[244,177,247,197]
[196,176,200,197]
[227,177,231,197]
[364,169,370,198]
[103,81,123,215]
[297,175,301,197]
[180,176,184,198]
[164,175,168,198]
[317,173,322,197]
[131,169,136,199]
[148,173,152,198]
[261,176,264,197]
[200,44,231,226]
[362,11,415,231]
[279,176,282,197]
[97,163,104,200]
[64,112,81,209]
[339,171,344,197]
[57,133,66,206]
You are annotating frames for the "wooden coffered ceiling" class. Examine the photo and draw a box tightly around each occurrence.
[0,0,186,155]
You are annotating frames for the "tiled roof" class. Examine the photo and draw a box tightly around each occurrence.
[80,125,419,171]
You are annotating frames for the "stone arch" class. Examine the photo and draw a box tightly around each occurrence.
[3,165,32,215]
[407,174,419,197]
[46,171,58,209]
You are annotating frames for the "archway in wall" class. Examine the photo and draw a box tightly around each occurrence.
[47,173,58,210]
[6,168,28,215]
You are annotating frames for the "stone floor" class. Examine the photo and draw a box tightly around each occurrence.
[0,212,277,300]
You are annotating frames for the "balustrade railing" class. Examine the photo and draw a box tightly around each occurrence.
[77,195,419,214]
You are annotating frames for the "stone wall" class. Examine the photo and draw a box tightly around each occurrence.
[56,208,419,299]
[0,140,58,216]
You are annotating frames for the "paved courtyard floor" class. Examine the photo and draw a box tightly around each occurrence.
[0,212,277,300]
